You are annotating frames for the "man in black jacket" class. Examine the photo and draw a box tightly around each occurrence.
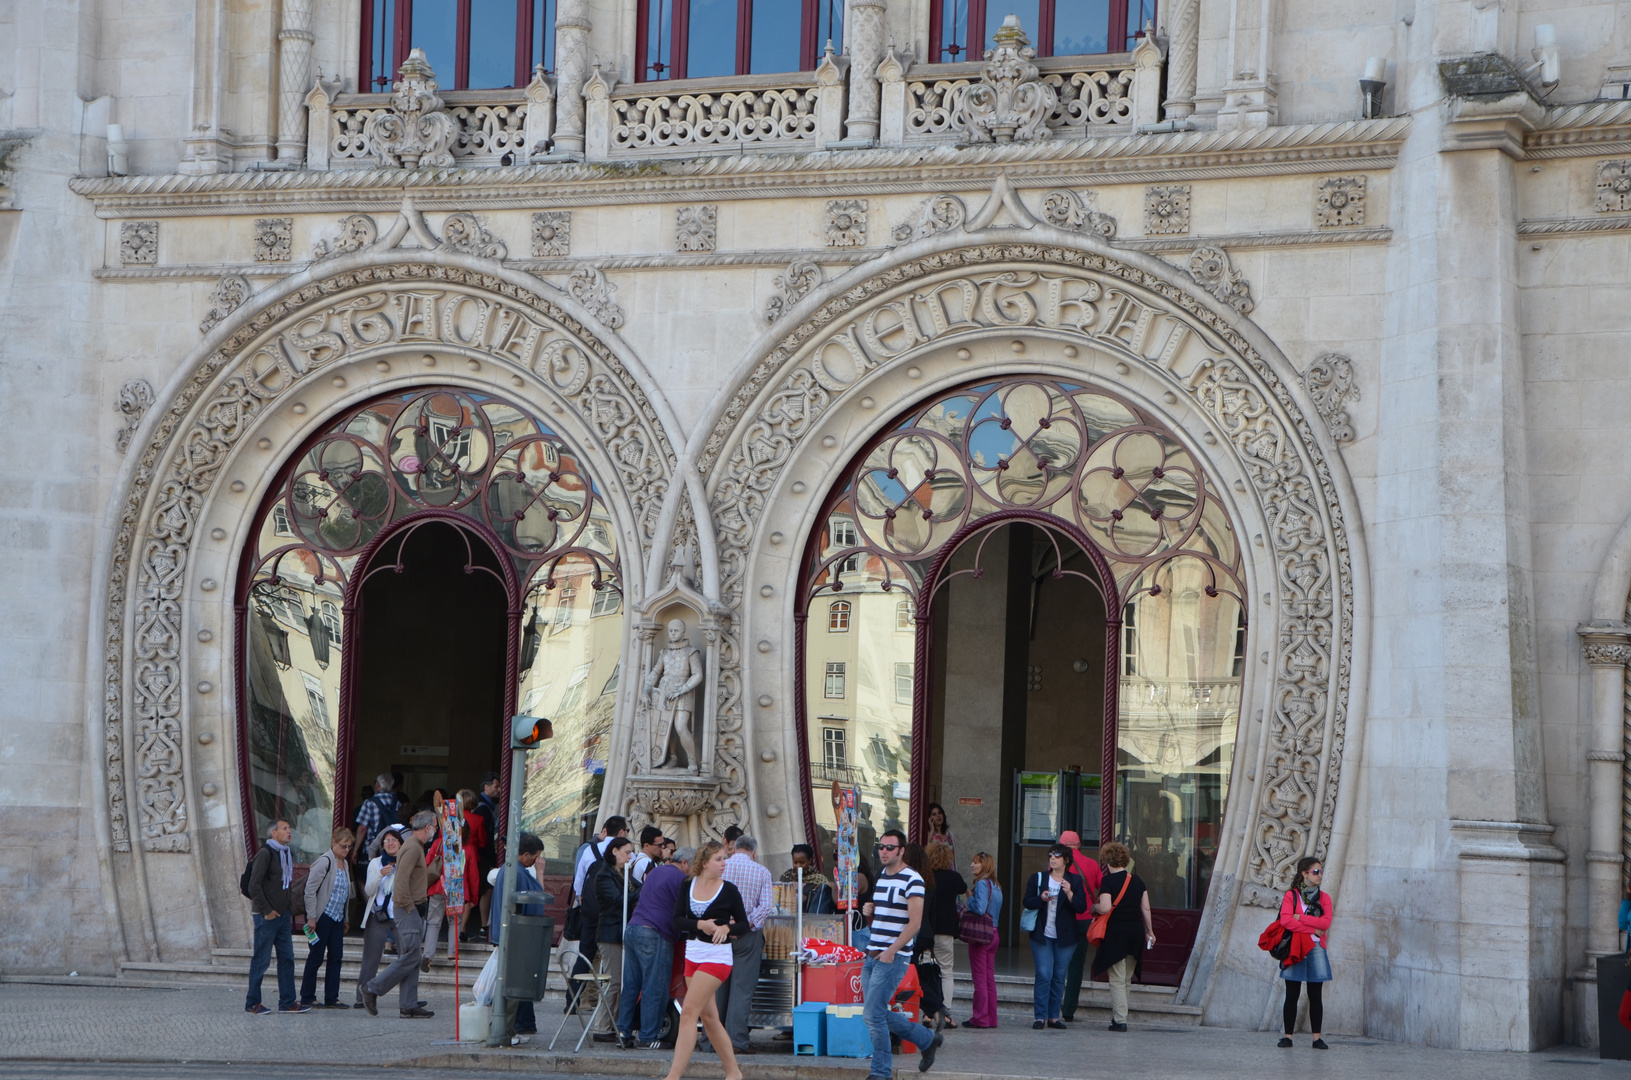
[245,818,306,1014]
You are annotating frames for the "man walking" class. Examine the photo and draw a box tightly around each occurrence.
[714,835,773,1055]
[299,828,354,1008]
[859,829,942,1079]
[1057,830,1103,1022]
[361,810,439,1018]
[245,818,307,1014]
[618,846,689,1049]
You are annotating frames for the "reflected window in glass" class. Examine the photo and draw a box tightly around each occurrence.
[829,600,851,632]
[825,662,846,699]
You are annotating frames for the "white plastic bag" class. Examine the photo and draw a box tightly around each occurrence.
[458,1002,490,1042]
[472,949,500,1006]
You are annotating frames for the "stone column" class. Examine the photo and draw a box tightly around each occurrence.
[274,0,314,164]
[1162,0,1198,120]
[1579,625,1631,960]
[552,0,593,157]
[841,0,887,144]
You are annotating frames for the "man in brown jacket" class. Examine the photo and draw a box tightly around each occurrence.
[361,810,441,1017]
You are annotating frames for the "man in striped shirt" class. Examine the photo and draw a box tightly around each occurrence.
[859,829,943,1078]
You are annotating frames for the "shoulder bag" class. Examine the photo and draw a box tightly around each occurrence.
[1086,872,1131,946]
[958,881,996,946]
[1257,890,1296,962]
[1019,872,1045,933]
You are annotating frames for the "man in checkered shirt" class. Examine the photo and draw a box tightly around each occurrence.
[353,773,401,857]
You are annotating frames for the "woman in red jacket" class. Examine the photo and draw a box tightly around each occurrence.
[1277,856,1333,1049]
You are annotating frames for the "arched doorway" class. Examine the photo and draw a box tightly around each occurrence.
[235,386,625,894]
[797,377,1245,981]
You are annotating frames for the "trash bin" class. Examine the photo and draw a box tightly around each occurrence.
[503,910,555,1003]
[1599,953,1631,1060]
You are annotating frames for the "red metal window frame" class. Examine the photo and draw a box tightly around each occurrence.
[638,0,827,82]
[359,0,549,91]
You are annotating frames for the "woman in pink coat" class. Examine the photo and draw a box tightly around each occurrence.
[1276,856,1333,1050]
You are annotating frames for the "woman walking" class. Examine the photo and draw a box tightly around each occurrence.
[662,842,746,1080]
[593,836,639,1044]
[353,825,405,1008]
[925,843,965,1027]
[1021,844,1087,1030]
[1276,856,1333,1050]
[963,852,1002,1028]
[1090,842,1153,1032]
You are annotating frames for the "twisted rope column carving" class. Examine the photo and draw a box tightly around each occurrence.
[1163,0,1199,120]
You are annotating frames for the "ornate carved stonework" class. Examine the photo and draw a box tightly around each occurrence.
[1144,185,1191,235]
[892,194,966,242]
[1596,160,1631,214]
[1304,353,1360,443]
[1315,176,1366,228]
[1042,189,1117,239]
[362,48,457,168]
[120,221,157,265]
[826,200,868,247]
[254,218,293,262]
[626,774,722,820]
[676,204,718,252]
[952,15,1058,143]
[1186,245,1254,314]
[312,214,378,261]
[439,212,507,258]
[198,274,251,333]
[701,244,1356,907]
[532,211,572,257]
[568,264,626,329]
[114,378,155,455]
[104,263,678,853]
[764,259,820,323]
[1583,640,1631,667]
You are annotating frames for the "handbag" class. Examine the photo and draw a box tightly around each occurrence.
[958,881,995,946]
[1019,873,1044,933]
[1257,890,1298,964]
[1086,871,1130,946]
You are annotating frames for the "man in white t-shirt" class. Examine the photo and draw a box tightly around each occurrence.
[630,825,664,885]
[858,829,943,1079]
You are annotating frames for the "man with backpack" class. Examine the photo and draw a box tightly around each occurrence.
[244,818,306,1015]
[353,774,401,866]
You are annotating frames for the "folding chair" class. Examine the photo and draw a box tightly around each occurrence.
[548,946,613,1052]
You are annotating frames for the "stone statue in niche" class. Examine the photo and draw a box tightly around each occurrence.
[643,618,705,773]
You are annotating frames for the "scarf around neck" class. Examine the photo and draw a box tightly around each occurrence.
[267,838,293,889]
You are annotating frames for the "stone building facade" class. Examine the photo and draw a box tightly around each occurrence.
[6,0,1631,1053]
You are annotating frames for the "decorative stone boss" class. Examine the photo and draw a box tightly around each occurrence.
[955,15,1058,143]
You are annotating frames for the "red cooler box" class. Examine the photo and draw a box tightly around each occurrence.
[802,960,864,1005]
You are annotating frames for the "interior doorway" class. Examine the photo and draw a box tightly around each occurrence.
[347,519,508,823]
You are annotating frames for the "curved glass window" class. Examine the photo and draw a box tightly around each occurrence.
[241,388,620,863]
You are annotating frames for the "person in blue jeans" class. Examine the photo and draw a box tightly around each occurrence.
[245,818,305,1014]
[619,847,690,1048]
[1021,844,1088,1029]
[858,829,943,1079]
[490,832,548,1040]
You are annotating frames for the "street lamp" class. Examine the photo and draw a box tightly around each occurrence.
[486,712,552,1047]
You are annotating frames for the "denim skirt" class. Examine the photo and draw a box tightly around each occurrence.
[1280,945,1331,983]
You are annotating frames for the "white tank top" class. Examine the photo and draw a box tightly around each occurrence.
[686,880,734,966]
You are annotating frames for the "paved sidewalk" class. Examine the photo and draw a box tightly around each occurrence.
[1,982,1628,1079]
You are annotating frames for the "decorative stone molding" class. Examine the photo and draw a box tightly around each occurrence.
[273,0,314,165]
[764,259,820,323]
[626,773,722,822]
[1303,353,1360,444]
[439,212,507,259]
[1144,185,1191,235]
[1595,160,1631,213]
[1186,244,1253,314]
[676,205,718,253]
[312,214,378,261]
[120,221,157,266]
[568,264,626,329]
[1163,0,1199,120]
[532,211,571,257]
[1583,639,1631,667]
[842,0,887,143]
[361,49,457,168]
[254,218,293,263]
[102,262,679,853]
[551,0,592,156]
[826,200,868,247]
[953,16,1059,144]
[114,379,155,455]
[891,194,967,242]
[701,243,1358,906]
[1315,176,1366,228]
[198,274,251,333]
[1041,189,1117,239]
[608,79,833,154]
[523,64,556,159]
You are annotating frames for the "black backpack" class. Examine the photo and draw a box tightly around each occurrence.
[239,844,263,899]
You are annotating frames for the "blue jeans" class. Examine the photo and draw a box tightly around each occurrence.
[618,924,674,1042]
[247,911,295,1010]
[300,913,346,1005]
[1029,937,1072,1021]
[862,952,935,1080]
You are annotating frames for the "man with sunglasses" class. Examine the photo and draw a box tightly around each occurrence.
[857,829,943,1078]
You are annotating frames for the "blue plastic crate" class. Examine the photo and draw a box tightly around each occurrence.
[824,1004,871,1058]
[793,1002,826,1056]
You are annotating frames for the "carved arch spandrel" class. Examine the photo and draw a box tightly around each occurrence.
[698,239,1366,910]
[99,257,681,862]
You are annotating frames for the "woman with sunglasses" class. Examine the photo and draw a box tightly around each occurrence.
[1276,857,1333,1049]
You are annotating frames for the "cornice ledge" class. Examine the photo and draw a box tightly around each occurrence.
[1116,227,1392,253]
[1519,214,1631,236]
[68,118,1412,217]
[1525,99,1631,159]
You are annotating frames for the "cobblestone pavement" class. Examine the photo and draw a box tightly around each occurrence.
[4,982,1631,1079]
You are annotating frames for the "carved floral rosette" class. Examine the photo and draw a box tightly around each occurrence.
[102,261,678,854]
[700,242,1357,908]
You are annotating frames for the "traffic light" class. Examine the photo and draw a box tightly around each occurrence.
[510,714,552,749]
